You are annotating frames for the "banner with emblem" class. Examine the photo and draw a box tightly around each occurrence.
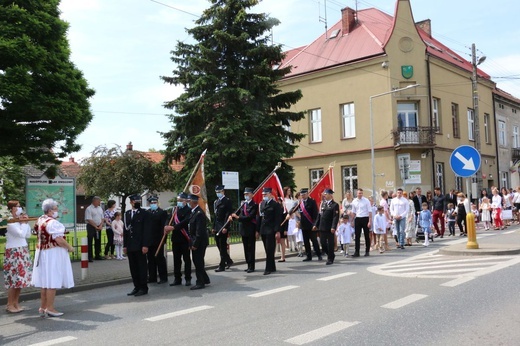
[309,163,335,205]
[185,149,211,220]
[251,163,284,205]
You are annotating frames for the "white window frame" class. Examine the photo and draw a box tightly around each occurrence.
[484,113,490,144]
[467,108,475,141]
[310,168,324,188]
[342,165,358,196]
[341,102,356,139]
[397,103,418,129]
[432,97,440,132]
[513,126,519,148]
[501,172,508,189]
[309,109,322,143]
[435,162,445,194]
[499,120,506,146]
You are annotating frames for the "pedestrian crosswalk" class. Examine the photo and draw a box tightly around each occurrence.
[367,251,520,279]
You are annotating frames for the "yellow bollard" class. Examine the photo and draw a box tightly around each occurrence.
[466,212,479,249]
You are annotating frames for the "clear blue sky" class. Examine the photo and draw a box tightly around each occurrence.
[58,0,520,160]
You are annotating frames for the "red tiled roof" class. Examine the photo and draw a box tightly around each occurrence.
[280,7,490,81]
[493,87,520,104]
[142,152,184,172]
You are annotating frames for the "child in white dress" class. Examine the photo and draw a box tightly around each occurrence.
[112,212,125,260]
[337,215,353,257]
[373,206,387,253]
[480,197,491,231]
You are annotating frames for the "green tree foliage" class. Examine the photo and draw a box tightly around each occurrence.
[0,156,25,205]
[77,146,176,213]
[0,0,95,166]
[161,0,304,193]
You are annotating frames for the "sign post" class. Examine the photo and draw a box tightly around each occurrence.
[222,171,240,207]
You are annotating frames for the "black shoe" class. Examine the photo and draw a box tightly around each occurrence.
[127,288,139,296]
[190,284,205,290]
[157,279,168,284]
[148,278,157,283]
[185,280,192,286]
[95,256,105,260]
[88,259,94,263]
[215,268,225,272]
[170,280,182,286]
[247,269,255,273]
[244,269,249,272]
[302,258,312,262]
[263,271,271,275]
[204,280,211,285]
[364,253,370,257]
[134,290,148,297]
[326,261,333,265]
[318,255,323,261]
[226,260,234,269]
[352,253,360,258]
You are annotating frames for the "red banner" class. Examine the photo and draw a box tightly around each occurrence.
[186,150,211,220]
[309,168,334,205]
[252,172,284,205]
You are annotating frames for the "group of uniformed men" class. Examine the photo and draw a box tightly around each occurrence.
[123,184,340,296]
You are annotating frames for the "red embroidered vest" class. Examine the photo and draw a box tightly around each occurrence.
[36,215,60,250]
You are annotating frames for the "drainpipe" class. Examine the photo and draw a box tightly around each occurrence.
[426,55,436,190]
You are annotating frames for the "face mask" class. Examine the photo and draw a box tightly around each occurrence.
[16,207,23,216]
[216,192,223,198]
[150,204,158,211]
[457,198,462,203]
[177,201,185,208]
[244,195,251,201]
[134,202,141,209]
[52,211,58,218]
[263,196,269,202]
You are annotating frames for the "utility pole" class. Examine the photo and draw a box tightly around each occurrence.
[472,43,485,198]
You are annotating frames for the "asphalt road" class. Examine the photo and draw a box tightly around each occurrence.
[2,232,520,346]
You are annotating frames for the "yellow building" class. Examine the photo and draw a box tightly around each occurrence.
[279,0,497,199]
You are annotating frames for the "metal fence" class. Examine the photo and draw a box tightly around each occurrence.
[0,222,243,264]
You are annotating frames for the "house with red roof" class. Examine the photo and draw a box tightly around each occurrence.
[279,0,497,197]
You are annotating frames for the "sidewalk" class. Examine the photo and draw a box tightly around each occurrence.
[0,241,291,305]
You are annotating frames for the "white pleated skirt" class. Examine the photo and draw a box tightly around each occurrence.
[32,247,74,289]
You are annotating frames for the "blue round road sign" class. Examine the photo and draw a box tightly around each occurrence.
[449,145,481,178]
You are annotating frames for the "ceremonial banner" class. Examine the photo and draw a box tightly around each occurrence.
[252,172,284,205]
[309,165,335,205]
[185,150,211,220]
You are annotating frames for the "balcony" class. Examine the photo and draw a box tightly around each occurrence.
[391,126,437,150]
[512,148,520,162]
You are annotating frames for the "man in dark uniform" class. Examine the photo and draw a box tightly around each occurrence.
[313,189,340,265]
[145,195,168,284]
[164,192,192,286]
[298,188,322,262]
[212,185,233,272]
[187,194,210,290]
[124,194,151,297]
[229,187,258,273]
[259,187,282,275]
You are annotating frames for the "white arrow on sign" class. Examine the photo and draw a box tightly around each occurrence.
[454,152,476,171]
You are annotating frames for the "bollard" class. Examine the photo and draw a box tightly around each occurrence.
[466,212,479,249]
[81,237,88,280]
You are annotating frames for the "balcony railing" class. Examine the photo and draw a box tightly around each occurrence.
[512,148,520,162]
[391,126,437,148]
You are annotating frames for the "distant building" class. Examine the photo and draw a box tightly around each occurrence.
[279,0,499,199]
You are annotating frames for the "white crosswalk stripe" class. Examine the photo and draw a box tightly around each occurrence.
[368,250,520,279]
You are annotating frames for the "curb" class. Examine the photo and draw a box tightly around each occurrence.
[438,244,520,256]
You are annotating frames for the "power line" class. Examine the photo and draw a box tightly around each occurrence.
[149,0,199,18]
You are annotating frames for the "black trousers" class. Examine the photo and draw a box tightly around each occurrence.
[302,228,321,258]
[242,235,256,270]
[172,242,192,281]
[457,215,467,234]
[147,244,168,282]
[320,230,335,262]
[261,233,276,272]
[192,245,209,286]
[354,217,371,254]
[86,224,101,260]
[104,228,115,256]
[127,250,148,292]
[215,234,232,269]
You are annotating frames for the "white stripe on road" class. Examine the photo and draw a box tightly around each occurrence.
[248,285,299,298]
[441,276,475,287]
[386,262,493,273]
[382,257,502,269]
[317,272,356,281]
[285,321,360,345]
[144,305,214,322]
[503,230,516,234]
[28,337,77,346]
[381,294,428,309]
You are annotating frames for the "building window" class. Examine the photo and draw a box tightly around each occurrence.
[513,109,518,114]
[514,126,519,148]
[397,103,418,129]
[501,172,509,189]
[309,168,324,188]
[342,165,358,196]
[498,103,505,109]
[432,98,440,132]
[341,102,355,139]
[455,176,463,193]
[484,113,490,144]
[309,109,322,143]
[451,103,460,138]
[499,120,506,146]
[467,108,475,141]
[435,162,445,194]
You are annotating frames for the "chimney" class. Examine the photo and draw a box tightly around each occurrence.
[341,7,357,35]
[416,19,431,38]
[68,157,75,163]
[126,141,133,151]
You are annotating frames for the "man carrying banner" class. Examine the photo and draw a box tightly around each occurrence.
[299,188,322,262]
[313,188,340,265]
[187,194,210,290]
[259,187,282,275]
[229,187,258,273]
[213,185,233,272]
[164,192,192,287]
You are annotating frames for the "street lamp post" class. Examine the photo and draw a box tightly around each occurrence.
[370,84,420,200]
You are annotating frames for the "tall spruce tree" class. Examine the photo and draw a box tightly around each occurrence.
[161,0,304,194]
[0,0,94,166]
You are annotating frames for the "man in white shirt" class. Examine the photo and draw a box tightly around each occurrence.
[351,188,372,257]
[389,188,409,249]
[85,196,105,262]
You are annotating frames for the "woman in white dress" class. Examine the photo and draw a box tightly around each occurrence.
[404,191,416,246]
[32,199,74,317]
